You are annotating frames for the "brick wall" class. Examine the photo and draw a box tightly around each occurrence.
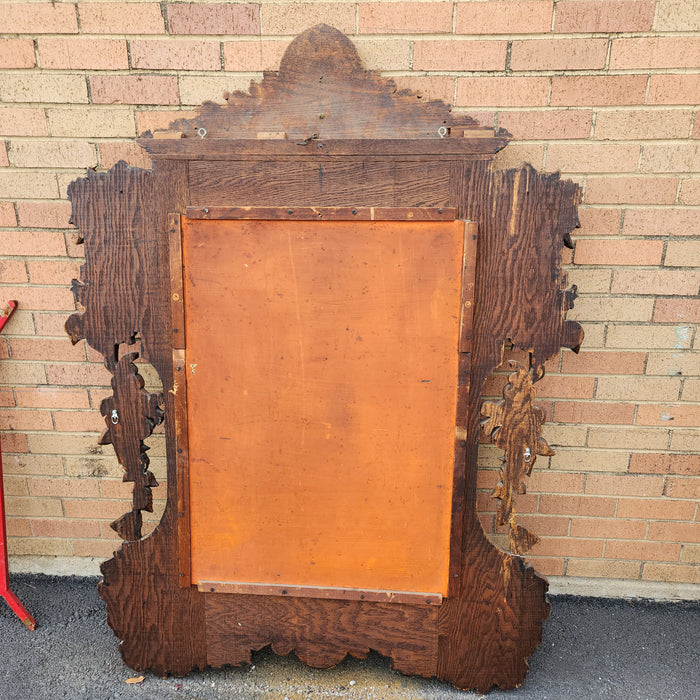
[0,0,698,592]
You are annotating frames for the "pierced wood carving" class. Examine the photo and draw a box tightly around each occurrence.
[98,350,164,541]
[481,362,554,555]
[66,25,583,693]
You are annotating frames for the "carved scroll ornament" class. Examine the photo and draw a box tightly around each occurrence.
[481,362,554,555]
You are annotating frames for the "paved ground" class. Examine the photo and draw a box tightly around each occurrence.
[0,575,698,700]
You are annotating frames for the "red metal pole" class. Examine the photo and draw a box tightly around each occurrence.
[0,301,36,629]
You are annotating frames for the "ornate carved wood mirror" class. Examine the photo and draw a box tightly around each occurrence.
[66,25,582,692]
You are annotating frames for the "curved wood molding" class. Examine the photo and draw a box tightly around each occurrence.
[66,24,582,692]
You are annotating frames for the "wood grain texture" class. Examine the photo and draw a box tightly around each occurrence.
[65,24,583,691]
[143,25,501,143]
[204,593,438,677]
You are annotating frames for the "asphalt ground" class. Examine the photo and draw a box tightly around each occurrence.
[0,575,698,700]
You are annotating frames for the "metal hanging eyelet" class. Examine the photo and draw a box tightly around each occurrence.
[111,409,119,425]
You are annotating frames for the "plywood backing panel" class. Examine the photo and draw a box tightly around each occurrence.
[181,217,471,595]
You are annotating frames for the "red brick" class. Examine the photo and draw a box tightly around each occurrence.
[594,109,693,141]
[46,363,111,387]
[534,537,604,558]
[0,286,75,311]
[574,239,663,266]
[535,375,595,399]
[90,76,179,106]
[575,208,622,236]
[33,313,72,337]
[10,140,96,169]
[0,39,35,69]
[0,433,28,453]
[679,179,700,205]
[498,110,592,140]
[630,453,700,477]
[511,38,607,71]
[0,409,53,431]
[606,539,681,562]
[31,518,100,539]
[6,519,32,537]
[0,260,27,284]
[78,3,165,34]
[539,495,616,517]
[413,40,507,71]
[570,517,647,540]
[224,40,289,72]
[664,242,700,267]
[554,402,636,425]
[135,109,197,137]
[561,351,646,375]
[612,268,699,295]
[15,387,90,410]
[517,514,570,537]
[99,480,132,500]
[0,202,16,227]
[9,337,85,363]
[262,2,355,35]
[63,498,130,520]
[0,73,88,105]
[0,171,58,200]
[616,497,696,521]
[130,40,221,71]
[98,143,152,170]
[457,77,550,107]
[547,143,640,174]
[551,75,648,107]
[2,475,28,497]
[586,474,664,497]
[585,177,678,205]
[38,38,128,71]
[554,0,655,32]
[653,299,700,324]
[456,1,553,34]
[360,2,453,33]
[648,521,700,543]
[26,260,81,286]
[664,477,700,500]
[648,74,700,105]
[643,562,700,584]
[73,539,121,558]
[167,3,259,35]
[611,37,700,70]
[0,388,14,407]
[16,201,72,229]
[0,108,48,137]
[53,410,105,433]
[640,144,700,174]
[623,209,699,237]
[636,404,700,427]
[527,472,585,494]
[2,3,78,34]
[386,76,455,104]
[524,557,565,576]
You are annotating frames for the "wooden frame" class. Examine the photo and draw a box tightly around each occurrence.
[65,25,582,692]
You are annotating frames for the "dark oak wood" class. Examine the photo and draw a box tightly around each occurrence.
[65,24,582,691]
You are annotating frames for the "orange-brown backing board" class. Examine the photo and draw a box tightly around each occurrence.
[180,216,472,596]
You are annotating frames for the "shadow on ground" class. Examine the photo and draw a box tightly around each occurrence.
[0,575,698,699]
